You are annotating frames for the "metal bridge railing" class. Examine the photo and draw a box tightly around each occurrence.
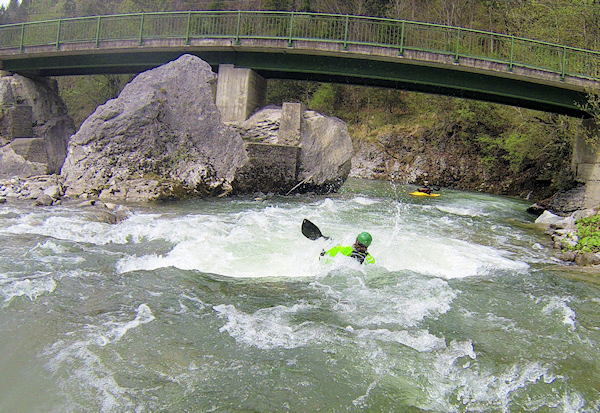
[0,10,598,80]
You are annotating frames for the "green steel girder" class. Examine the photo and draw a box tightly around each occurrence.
[0,48,590,117]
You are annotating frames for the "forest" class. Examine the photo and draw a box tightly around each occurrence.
[0,0,599,199]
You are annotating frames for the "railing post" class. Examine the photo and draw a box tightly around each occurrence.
[561,45,566,80]
[235,10,241,45]
[19,22,25,52]
[509,36,514,71]
[454,27,460,62]
[95,16,101,47]
[288,11,294,47]
[55,19,62,50]
[138,12,145,46]
[185,11,191,45]
[343,15,349,50]
[399,20,405,56]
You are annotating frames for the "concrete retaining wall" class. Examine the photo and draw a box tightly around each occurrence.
[233,142,300,194]
[216,65,266,123]
[572,118,600,208]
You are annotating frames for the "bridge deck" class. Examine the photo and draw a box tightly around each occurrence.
[0,11,598,117]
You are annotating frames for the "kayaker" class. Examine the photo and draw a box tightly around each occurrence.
[320,232,375,264]
[417,180,433,194]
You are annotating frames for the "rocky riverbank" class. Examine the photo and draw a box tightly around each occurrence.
[0,174,131,223]
[533,208,600,266]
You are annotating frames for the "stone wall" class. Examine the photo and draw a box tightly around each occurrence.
[233,142,300,194]
[0,105,33,142]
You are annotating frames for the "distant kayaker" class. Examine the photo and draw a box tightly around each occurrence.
[417,180,433,194]
[320,232,375,264]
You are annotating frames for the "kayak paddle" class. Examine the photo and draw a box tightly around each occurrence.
[302,219,329,240]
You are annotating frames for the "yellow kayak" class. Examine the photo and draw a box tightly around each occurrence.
[410,191,440,197]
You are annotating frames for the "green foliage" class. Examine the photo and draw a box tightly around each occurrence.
[266,79,316,106]
[308,83,340,116]
[262,0,291,11]
[573,214,600,253]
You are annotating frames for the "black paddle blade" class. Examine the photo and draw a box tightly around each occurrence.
[302,219,324,240]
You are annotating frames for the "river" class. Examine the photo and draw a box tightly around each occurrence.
[0,178,598,412]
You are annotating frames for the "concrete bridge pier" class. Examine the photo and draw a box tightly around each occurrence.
[215,64,266,123]
[572,118,600,208]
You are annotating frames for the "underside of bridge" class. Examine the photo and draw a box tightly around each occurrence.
[0,49,590,118]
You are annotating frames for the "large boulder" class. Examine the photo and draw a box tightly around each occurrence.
[0,74,74,178]
[61,54,248,201]
[298,110,353,192]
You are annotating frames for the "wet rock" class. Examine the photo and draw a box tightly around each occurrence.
[43,185,62,199]
[557,251,577,262]
[534,210,574,229]
[575,252,600,266]
[34,193,54,206]
[545,185,586,216]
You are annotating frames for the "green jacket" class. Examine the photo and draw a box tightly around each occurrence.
[321,245,375,265]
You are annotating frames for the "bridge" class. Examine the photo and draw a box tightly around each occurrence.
[1,10,600,208]
[0,10,599,118]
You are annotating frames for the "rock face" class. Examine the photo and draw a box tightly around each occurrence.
[232,105,353,194]
[61,54,248,201]
[0,74,75,178]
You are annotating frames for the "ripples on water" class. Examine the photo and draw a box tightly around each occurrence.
[0,178,598,412]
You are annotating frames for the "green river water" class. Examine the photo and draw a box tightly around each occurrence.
[0,178,598,412]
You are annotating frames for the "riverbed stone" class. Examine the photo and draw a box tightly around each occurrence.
[61,54,248,202]
[575,252,600,266]
[34,193,54,206]
[535,210,573,228]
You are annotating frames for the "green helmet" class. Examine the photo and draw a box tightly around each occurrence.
[357,232,372,247]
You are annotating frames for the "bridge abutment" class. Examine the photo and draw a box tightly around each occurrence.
[216,65,266,122]
[572,118,600,208]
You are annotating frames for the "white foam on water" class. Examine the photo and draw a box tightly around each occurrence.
[94,303,155,346]
[436,204,488,217]
[378,234,530,279]
[413,339,588,412]
[42,303,155,412]
[541,296,577,331]
[0,272,56,306]
[213,302,331,350]
[354,328,446,353]
[351,196,378,206]
[313,273,457,328]
[115,207,330,278]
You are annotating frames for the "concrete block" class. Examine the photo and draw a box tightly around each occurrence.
[216,65,266,122]
[584,180,600,209]
[278,102,303,146]
[0,104,33,144]
[10,137,47,164]
[575,163,600,181]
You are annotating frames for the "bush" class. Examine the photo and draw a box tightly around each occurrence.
[574,214,600,253]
